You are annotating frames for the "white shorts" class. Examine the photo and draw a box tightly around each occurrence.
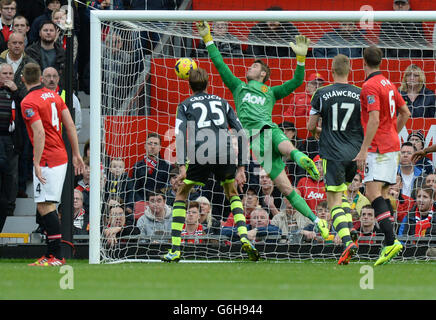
[363,151,399,185]
[33,163,68,203]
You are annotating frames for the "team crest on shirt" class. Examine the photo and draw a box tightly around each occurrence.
[367,95,375,104]
[261,85,268,93]
[25,108,34,118]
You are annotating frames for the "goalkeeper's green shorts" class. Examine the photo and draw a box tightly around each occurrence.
[250,126,288,180]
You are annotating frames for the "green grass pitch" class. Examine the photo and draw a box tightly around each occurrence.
[1,259,436,300]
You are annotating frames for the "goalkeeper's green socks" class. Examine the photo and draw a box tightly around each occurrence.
[331,206,352,246]
[286,190,318,222]
[230,195,248,240]
[170,200,187,252]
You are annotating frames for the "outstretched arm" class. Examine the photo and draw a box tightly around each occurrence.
[272,35,310,100]
[196,21,242,92]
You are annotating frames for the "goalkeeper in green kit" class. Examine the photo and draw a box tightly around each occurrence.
[196,22,330,239]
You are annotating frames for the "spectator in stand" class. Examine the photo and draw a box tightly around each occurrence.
[398,186,436,237]
[181,201,205,244]
[407,130,434,175]
[104,157,131,213]
[296,155,326,212]
[128,132,171,205]
[354,205,382,244]
[103,202,140,247]
[196,196,220,235]
[0,32,37,199]
[52,7,78,65]
[25,20,66,88]
[399,64,436,119]
[193,21,242,58]
[313,22,367,58]
[136,192,172,240]
[344,172,370,221]
[0,63,21,231]
[73,189,88,235]
[245,6,299,57]
[41,67,81,134]
[28,0,61,44]
[221,207,281,243]
[284,72,325,118]
[389,174,415,228]
[0,0,17,52]
[378,0,432,58]
[258,168,282,218]
[271,196,312,238]
[424,173,436,202]
[398,141,423,198]
[12,16,30,47]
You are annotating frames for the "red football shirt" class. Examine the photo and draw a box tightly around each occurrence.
[297,177,326,212]
[360,71,406,154]
[21,85,68,167]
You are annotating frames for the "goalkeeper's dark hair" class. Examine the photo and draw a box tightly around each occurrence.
[332,54,350,77]
[254,59,270,83]
[189,67,208,93]
[363,45,383,69]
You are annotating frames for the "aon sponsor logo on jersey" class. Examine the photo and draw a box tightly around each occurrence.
[242,93,266,105]
[307,191,325,200]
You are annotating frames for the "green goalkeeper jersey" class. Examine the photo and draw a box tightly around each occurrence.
[206,42,305,136]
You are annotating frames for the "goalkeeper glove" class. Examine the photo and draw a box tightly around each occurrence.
[290,35,311,64]
[196,21,213,44]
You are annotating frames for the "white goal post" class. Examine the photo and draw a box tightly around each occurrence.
[89,10,436,264]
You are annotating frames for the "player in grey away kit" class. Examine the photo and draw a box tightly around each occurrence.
[308,54,363,265]
[162,67,259,262]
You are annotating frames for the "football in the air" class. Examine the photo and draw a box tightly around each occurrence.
[174,58,198,80]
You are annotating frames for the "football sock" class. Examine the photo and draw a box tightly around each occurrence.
[331,206,352,246]
[170,200,186,252]
[341,196,354,230]
[372,196,395,246]
[286,190,317,222]
[229,195,248,240]
[41,210,62,259]
[385,198,395,221]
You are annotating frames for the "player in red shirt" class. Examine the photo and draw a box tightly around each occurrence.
[21,63,85,267]
[354,46,410,267]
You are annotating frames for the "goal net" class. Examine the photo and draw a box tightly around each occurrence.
[89,10,436,264]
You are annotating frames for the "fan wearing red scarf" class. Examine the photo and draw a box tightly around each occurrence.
[398,186,435,237]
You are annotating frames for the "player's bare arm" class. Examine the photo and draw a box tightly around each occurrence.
[31,120,46,184]
[307,113,321,140]
[354,110,379,171]
[61,108,85,176]
[412,144,436,164]
[396,103,411,134]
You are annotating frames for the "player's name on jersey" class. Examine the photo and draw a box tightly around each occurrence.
[321,90,360,102]
[188,94,223,102]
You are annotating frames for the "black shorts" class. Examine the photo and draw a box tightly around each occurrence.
[184,163,237,186]
[323,159,357,192]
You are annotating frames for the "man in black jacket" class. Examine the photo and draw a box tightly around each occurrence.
[25,21,66,88]
[0,63,22,231]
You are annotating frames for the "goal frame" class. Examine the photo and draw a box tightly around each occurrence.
[89,9,436,264]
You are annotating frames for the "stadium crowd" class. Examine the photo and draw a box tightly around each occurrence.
[0,0,435,252]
